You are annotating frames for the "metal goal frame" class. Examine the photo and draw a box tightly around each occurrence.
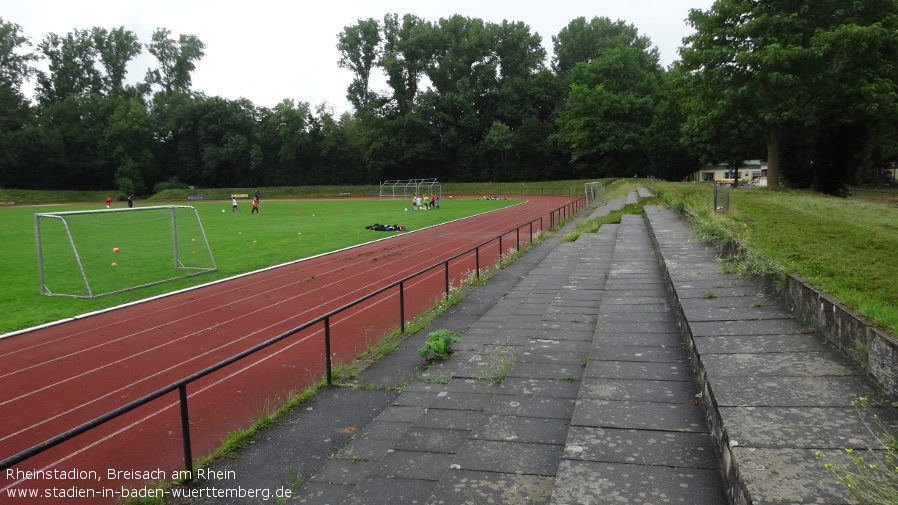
[34,205,217,298]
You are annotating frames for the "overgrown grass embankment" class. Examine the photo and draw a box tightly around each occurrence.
[654,182,898,336]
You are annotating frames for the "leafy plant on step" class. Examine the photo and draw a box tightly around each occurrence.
[418,329,462,361]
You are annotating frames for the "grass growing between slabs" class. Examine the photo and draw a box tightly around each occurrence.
[0,197,521,334]
[653,182,898,336]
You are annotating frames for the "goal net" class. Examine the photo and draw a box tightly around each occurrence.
[34,205,217,298]
[584,181,607,204]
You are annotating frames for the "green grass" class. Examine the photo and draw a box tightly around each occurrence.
[0,197,522,334]
[654,182,898,335]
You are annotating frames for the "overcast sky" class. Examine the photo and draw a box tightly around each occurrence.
[8,0,715,114]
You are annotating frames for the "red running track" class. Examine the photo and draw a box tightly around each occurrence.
[0,196,578,503]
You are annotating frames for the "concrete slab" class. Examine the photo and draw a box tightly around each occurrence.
[550,460,727,505]
[295,481,354,505]
[712,375,888,406]
[413,408,486,431]
[393,427,471,453]
[426,469,554,505]
[498,377,583,399]
[507,361,586,381]
[472,414,571,445]
[730,447,853,505]
[343,476,437,505]
[689,318,807,336]
[591,344,690,362]
[721,405,898,448]
[693,334,835,354]
[572,399,709,433]
[701,351,864,377]
[578,378,700,402]
[594,332,685,347]
[453,439,565,475]
[563,426,719,469]
[486,394,578,419]
[583,360,694,381]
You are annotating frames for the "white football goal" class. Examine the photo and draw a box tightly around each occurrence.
[34,205,217,298]
[584,181,607,204]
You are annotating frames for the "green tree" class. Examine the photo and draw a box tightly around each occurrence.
[257,98,311,185]
[555,44,662,177]
[380,13,432,116]
[102,98,153,194]
[680,0,898,190]
[92,27,143,98]
[337,18,382,110]
[145,28,206,93]
[0,18,38,90]
[0,18,38,183]
[35,29,103,105]
[551,16,656,78]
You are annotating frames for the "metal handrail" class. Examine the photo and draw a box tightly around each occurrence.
[1,197,587,474]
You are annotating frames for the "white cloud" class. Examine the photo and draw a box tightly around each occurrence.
[8,0,713,113]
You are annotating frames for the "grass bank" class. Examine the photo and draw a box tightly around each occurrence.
[653,182,898,336]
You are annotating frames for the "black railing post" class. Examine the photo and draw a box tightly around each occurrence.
[399,281,405,333]
[324,317,332,385]
[516,228,520,250]
[444,261,450,299]
[178,385,193,475]
[475,246,481,280]
[499,236,503,259]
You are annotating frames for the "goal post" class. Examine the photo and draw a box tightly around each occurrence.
[584,181,607,205]
[34,205,217,298]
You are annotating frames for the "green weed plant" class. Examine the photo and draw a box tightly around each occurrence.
[418,329,461,360]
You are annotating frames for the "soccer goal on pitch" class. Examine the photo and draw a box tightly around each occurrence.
[584,181,607,205]
[379,178,442,199]
[34,205,217,298]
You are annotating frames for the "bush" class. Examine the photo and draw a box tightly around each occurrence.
[153,177,191,194]
[418,329,461,361]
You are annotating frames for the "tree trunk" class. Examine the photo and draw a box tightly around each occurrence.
[766,126,781,188]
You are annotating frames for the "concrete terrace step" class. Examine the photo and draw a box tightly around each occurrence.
[294,216,621,504]
[550,214,727,504]
[645,205,896,505]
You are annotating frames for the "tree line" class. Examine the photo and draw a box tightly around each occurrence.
[2,1,897,196]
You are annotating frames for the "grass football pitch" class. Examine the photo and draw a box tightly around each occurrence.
[0,197,521,335]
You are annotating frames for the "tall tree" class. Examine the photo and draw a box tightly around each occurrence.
[551,17,656,78]
[145,28,206,93]
[554,43,662,177]
[680,0,898,190]
[35,29,103,104]
[92,27,143,98]
[337,18,382,110]
[0,18,38,91]
[380,13,432,116]
[0,18,38,183]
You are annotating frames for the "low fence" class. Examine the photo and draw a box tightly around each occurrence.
[1,197,587,476]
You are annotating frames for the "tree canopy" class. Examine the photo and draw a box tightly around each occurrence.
[1,6,897,195]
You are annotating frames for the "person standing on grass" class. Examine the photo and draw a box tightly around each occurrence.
[254,189,260,202]
[105,197,112,209]
[252,197,259,214]
[232,196,239,212]
[127,195,133,208]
